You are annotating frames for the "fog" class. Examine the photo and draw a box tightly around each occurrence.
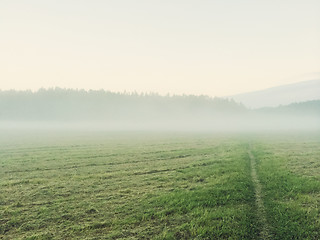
[0,88,319,132]
[0,115,318,132]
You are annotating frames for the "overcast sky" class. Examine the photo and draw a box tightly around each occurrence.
[1,0,319,96]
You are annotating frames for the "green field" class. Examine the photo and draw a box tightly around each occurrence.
[1,131,319,239]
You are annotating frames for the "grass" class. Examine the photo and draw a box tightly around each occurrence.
[251,134,320,240]
[0,131,319,239]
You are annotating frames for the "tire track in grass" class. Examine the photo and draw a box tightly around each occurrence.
[248,146,271,239]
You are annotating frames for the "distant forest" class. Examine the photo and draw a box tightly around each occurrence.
[0,88,246,121]
[0,88,319,130]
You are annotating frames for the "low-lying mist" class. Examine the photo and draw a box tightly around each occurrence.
[0,88,319,132]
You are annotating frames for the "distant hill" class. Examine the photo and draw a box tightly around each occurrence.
[230,79,320,109]
[258,100,320,115]
[252,100,320,130]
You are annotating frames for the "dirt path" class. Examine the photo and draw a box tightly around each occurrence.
[248,146,272,239]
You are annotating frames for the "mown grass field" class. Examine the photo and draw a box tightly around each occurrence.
[0,131,319,239]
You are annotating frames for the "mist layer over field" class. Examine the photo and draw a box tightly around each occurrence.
[0,88,320,131]
[0,88,319,132]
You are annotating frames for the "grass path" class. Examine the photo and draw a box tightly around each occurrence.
[248,146,271,239]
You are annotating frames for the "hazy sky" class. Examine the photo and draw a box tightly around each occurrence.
[1,0,319,96]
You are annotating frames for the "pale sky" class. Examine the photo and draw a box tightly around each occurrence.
[1,0,319,96]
